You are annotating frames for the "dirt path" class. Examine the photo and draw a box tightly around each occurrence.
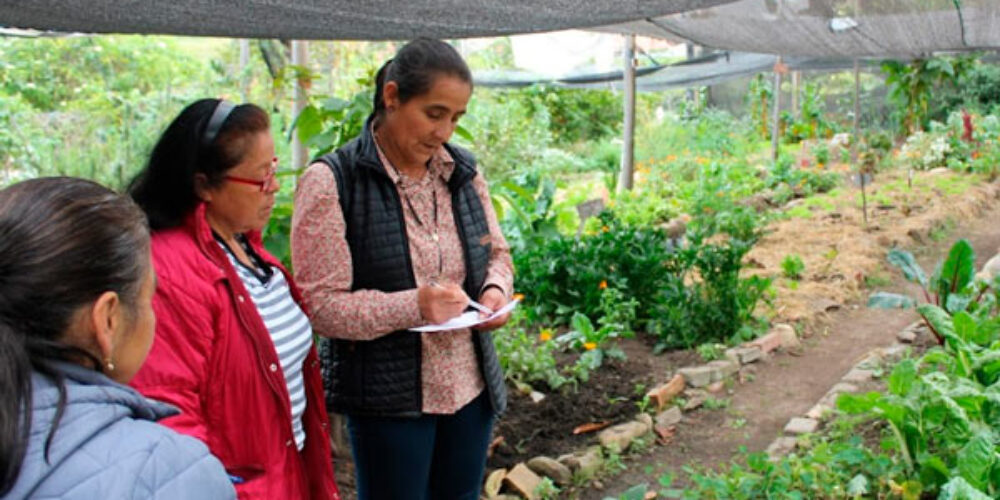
[591,201,1000,499]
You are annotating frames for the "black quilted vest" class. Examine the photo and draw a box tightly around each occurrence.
[314,122,507,417]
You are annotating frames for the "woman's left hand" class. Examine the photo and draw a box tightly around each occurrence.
[475,287,510,331]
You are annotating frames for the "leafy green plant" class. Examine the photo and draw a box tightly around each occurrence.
[649,214,772,350]
[696,343,726,362]
[533,477,561,500]
[493,312,569,392]
[781,254,806,280]
[882,56,975,134]
[494,176,577,254]
[555,302,633,374]
[868,239,991,345]
[681,439,902,499]
[513,211,679,326]
[838,305,1000,497]
[290,81,373,158]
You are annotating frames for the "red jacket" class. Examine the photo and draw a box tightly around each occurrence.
[131,204,338,500]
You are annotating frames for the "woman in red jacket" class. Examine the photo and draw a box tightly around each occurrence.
[127,98,338,500]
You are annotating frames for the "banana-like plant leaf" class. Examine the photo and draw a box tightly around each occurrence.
[868,292,917,309]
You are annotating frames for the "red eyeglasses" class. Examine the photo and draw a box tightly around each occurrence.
[224,157,279,192]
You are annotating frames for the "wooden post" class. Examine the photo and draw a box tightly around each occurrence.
[852,59,860,163]
[617,34,637,193]
[770,56,783,163]
[791,71,800,119]
[291,40,309,170]
[239,39,251,100]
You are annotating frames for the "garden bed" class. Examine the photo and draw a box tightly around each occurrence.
[490,339,700,470]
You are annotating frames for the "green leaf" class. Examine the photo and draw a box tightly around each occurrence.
[570,311,595,338]
[836,391,880,413]
[846,474,869,496]
[917,304,956,340]
[868,292,917,309]
[609,484,648,500]
[887,247,928,287]
[938,476,992,500]
[957,433,995,491]
[890,359,918,396]
[937,239,976,298]
[453,123,473,143]
[947,293,974,314]
[953,312,978,344]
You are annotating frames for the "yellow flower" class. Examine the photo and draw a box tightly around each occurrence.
[602,225,610,233]
[539,329,553,342]
[584,342,598,351]
[513,293,525,301]
[599,280,608,289]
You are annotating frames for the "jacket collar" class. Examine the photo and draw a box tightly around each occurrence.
[33,361,178,421]
[181,203,270,268]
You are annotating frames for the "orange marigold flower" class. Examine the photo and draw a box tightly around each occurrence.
[539,329,553,342]
[513,293,525,301]
[583,342,598,351]
[602,225,610,232]
[599,280,608,289]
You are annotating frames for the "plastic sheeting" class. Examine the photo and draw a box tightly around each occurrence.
[0,0,737,40]
[596,0,1000,58]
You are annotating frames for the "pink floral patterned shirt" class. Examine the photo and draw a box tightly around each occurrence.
[291,142,513,414]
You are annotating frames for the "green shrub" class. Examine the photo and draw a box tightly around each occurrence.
[781,254,806,280]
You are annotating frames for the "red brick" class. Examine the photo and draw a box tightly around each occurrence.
[645,374,685,411]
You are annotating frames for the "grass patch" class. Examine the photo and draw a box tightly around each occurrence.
[929,216,957,242]
[785,205,813,219]
[931,174,976,195]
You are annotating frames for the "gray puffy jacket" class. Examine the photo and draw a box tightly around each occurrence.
[3,361,236,499]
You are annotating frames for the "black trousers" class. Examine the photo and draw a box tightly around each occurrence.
[346,390,494,500]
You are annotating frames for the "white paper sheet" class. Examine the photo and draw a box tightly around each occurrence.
[410,299,520,332]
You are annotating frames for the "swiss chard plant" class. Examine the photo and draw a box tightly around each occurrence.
[868,239,1000,345]
[838,303,1000,497]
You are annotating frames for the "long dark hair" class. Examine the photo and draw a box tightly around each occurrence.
[128,98,270,230]
[0,177,150,495]
[373,38,472,119]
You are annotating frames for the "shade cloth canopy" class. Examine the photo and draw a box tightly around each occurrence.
[597,0,1000,58]
[0,0,736,40]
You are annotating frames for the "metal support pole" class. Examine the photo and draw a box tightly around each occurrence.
[617,34,637,193]
[770,56,783,163]
[291,40,309,169]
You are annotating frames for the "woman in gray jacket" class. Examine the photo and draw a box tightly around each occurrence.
[0,177,235,500]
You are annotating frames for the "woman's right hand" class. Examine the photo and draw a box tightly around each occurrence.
[417,283,469,324]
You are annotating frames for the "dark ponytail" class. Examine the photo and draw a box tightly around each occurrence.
[0,177,150,495]
[372,38,472,120]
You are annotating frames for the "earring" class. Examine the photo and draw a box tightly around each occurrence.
[105,358,115,372]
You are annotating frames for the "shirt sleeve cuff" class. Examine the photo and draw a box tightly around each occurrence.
[479,279,511,300]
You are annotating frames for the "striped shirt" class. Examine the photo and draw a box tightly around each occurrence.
[219,238,312,450]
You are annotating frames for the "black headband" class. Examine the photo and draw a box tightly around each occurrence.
[202,100,236,147]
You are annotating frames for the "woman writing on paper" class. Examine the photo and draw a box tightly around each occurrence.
[291,38,513,500]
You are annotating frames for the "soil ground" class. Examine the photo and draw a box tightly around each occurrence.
[589,183,1000,499]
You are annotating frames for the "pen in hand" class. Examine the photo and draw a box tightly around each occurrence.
[430,281,493,315]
